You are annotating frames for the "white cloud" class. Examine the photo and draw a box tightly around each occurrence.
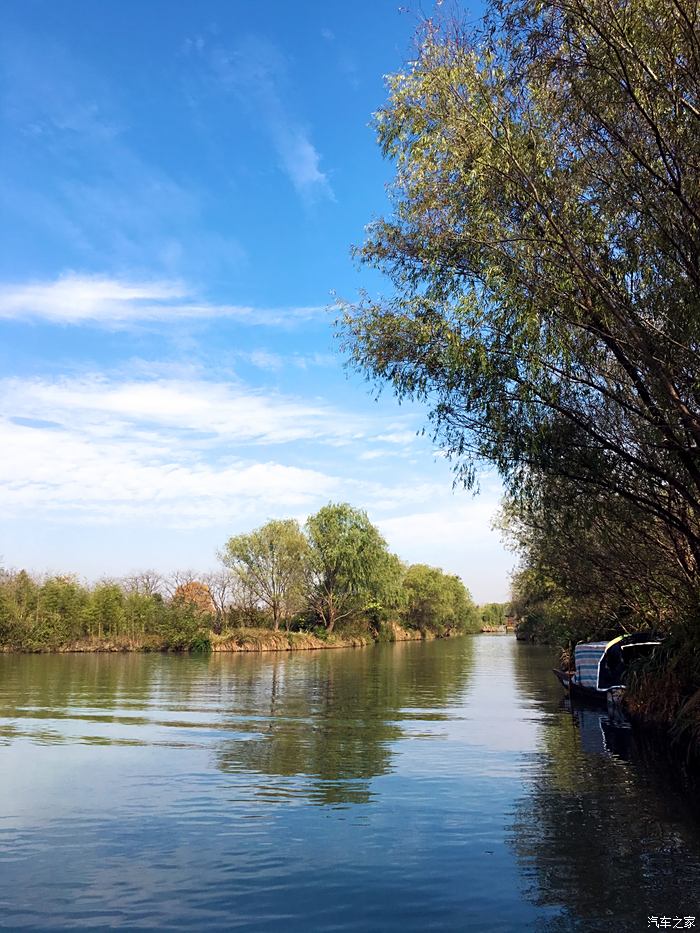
[0,273,326,326]
[273,127,331,199]
[0,276,182,324]
[376,430,419,445]
[0,372,450,528]
[377,502,514,602]
[247,350,284,372]
[0,371,511,596]
[379,502,499,547]
[242,350,337,371]
[0,372,355,525]
[0,372,415,519]
[0,417,339,526]
[1,374,364,445]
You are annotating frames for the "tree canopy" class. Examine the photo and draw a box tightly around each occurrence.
[0,501,478,650]
[341,0,700,638]
[403,564,477,635]
[305,503,395,631]
[220,519,308,631]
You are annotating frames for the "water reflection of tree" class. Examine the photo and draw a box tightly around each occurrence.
[215,638,475,805]
[1,653,157,719]
[0,641,476,806]
[0,652,212,739]
[509,644,700,931]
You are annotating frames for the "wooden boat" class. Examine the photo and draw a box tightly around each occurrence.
[553,666,608,706]
[553,633,662,706]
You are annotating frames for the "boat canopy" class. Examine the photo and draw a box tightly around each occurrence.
[574,634,662,691]
[597,633,662,690]
[573,642,608,689]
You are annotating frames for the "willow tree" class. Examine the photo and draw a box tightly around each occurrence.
[220,519,308,631]
[341,0,700,602]
[501,471,692,642]
[305,503,395,632]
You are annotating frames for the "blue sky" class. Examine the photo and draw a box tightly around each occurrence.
[0,0,513,602]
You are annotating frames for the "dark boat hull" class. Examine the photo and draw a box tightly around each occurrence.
[552,668,609,707]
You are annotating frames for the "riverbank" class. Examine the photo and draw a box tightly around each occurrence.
[532,634,700,769]
[0,621,439,654]
[624,664,700,768]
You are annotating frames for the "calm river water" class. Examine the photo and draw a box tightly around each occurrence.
[1,636,699,931]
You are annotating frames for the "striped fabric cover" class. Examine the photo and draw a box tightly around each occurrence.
[574,642,608,689]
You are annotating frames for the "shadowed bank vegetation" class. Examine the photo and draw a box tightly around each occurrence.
[0,502,481,653]
[339,0,700,753]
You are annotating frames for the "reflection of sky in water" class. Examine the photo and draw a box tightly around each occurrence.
[1,640,699,931]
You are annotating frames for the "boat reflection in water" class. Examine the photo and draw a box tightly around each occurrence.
[563,700,634,761]
[511,643,700,933]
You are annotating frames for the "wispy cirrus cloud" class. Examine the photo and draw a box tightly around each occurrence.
[0,372,439,527]
[1,373,364,445]
[0,370,510,595]
[0,372,349,525]
[241,349,337,372]
[194,35,333,201]
[0,30,245,278]
[0,273,325,327]
[0,416,340,526]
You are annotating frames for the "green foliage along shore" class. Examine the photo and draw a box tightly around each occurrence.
[0,502,481,652]
[339,0,700,749]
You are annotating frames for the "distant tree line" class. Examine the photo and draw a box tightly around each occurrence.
[478,603,510,631]
[0,503,481,651]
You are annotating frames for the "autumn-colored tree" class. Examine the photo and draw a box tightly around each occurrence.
[173,580,216,617]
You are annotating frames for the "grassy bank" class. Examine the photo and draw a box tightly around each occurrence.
[622,640,700,766]
[211,622,426,652]
[0,621,442,654]
[0,563,482,654]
